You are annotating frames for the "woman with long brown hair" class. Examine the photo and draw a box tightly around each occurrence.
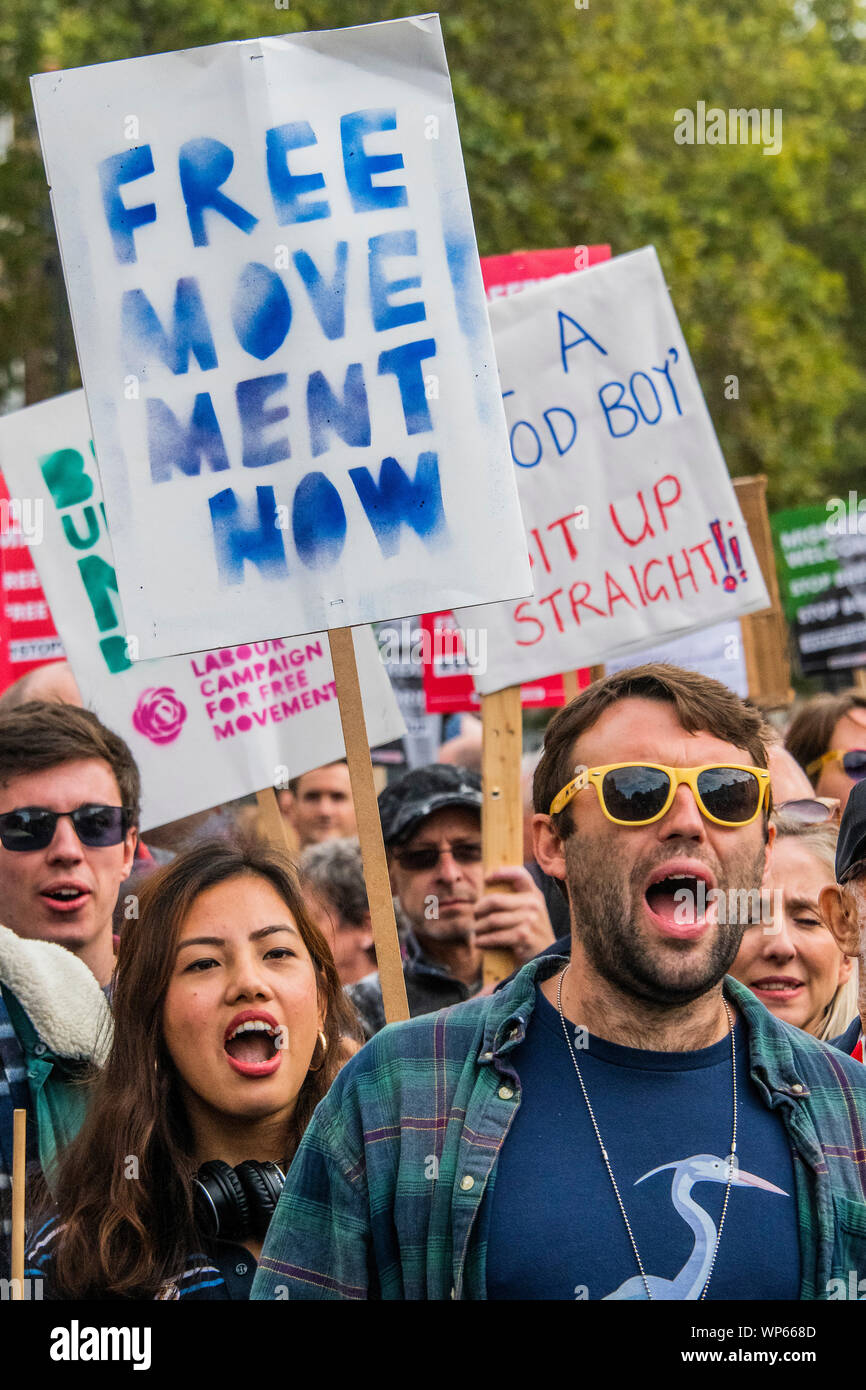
[25,835,361,1299]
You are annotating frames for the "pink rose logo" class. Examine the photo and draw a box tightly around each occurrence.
[132,687,188,745]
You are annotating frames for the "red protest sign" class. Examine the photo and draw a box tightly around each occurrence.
[0,468,64,694]
[420,610,586,713]
[481,246,612,299]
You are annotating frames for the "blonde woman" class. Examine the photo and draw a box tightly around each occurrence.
[731,816,858,1044]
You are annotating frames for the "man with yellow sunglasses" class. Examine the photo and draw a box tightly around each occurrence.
[253,664,866,1304]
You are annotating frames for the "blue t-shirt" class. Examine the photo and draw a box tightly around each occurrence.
[485,989,801,1300]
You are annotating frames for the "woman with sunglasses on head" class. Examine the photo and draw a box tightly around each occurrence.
[25,835,361,1299]
[785,689,866,813]
[729,815,858,1043]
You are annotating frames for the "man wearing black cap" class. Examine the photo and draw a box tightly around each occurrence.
[821,779,866,1059]
[346,765,555,1037]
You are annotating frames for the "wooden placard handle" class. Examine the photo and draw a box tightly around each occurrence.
[11,1108,25,1298]
[329,627,409,1024]
[481,685,524,986]
[733,475,793,709]
[255,787,297,855]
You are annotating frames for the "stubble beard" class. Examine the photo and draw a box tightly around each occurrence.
[564,832,768,1008]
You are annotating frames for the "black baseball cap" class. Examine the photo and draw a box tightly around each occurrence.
[835,780,866,882]
[378,765,482,848]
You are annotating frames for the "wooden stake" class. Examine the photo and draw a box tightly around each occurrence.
[255,787,297,855]
[589,664,606,683]
[329,627,409,1023]
[733,476,794,710]
[561,670,580,703]
[11,1108,25,1298]
[853,669,866,694]
[481,685,524,986]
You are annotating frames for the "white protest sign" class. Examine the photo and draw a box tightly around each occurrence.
[605,620,748,697]
[0,391,404,831]
[457,246,771,694]
[31,16,531,661]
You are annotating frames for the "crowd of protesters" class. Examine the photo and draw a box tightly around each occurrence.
[1,663,866,1299]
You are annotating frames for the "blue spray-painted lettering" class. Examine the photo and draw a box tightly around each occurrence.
[558,311,607,373]
[209,485,289,585]
[98,147,157,265]
[598,381,638,438]
[293,244,348,340]
[236,374,290,469]
[122,279,218,375]
[368,230,425,332]
[307,364,371,458]
[349,451,447,558]
[378,339,436,435]
[266,122,330,225]
[231,263,292,361]
[147,394,230,482]
[292,472,347,569]
[179,138,258,247]
[341,109,407,213]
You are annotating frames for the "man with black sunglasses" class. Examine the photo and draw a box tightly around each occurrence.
[346,764,555,1038]
[253,664,866,1303]
[0,701,139,1274]
[0,703,138,986]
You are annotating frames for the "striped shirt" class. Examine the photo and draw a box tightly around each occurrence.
[251,955,866,1301]
[26,1215,257,1300]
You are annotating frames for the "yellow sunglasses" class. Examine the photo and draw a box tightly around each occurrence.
[549,762,772,827]
[806,748,866,781]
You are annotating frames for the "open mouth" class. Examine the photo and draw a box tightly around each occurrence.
[644,868,715,938]
[750,977,804,1000]
[223,1019,282,1076]
[41,885,90,911]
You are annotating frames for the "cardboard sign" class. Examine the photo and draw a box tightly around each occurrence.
[458,247,771,693]
[31,17,531,661]
[0,468,64,691]
[0,391,405,830]
[420,609,572,712]
[481,245,611,299]
[772,502,866,675]
[605,619,748,697]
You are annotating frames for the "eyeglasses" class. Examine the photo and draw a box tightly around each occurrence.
[549,763,771,827]
[393,841,483,872]
[0,805,133,853]
[806,749,866,782]
[840,859,866,886]
[775,797,841,826]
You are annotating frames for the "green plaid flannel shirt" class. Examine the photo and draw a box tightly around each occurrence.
[251,955,866,1300]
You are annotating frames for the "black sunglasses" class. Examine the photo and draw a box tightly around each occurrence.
[0,805,133,853]
[393,841,483,872]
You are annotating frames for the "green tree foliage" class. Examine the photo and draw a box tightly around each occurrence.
[0,0,863,509]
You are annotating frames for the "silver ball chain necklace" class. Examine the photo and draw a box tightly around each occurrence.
[555,964,738,1301]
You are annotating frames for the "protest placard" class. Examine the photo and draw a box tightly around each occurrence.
[772,498,866,677]
[0,468,64,691]
[458,247,771,694]
[420,609,573,713]
[31,17,531,662]
[0,391,404,830]
[481,245,611,299]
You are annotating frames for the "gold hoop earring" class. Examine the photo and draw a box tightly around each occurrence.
[308,1029,328,1074]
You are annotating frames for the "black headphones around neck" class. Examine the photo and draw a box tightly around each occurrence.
[192,1160,286,1242]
